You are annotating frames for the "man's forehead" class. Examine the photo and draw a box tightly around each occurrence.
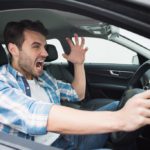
[23,30,46,44]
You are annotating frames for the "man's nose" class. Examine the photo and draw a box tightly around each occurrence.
[41,47,48,57]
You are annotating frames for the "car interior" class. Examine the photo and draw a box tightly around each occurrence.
[0,1,150,149]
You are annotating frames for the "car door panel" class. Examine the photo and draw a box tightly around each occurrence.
[85,63,139,100]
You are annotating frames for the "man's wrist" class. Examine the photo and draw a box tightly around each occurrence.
[73,62,84,66]
[112,111,126,132]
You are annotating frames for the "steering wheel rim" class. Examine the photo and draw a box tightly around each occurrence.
[127,60,150,89]
[111,60,150,145]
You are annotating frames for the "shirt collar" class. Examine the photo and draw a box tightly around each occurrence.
[7,64,22,79]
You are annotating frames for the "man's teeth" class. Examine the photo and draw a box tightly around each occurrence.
[36,60,45,68]
[37,60,44,63]
[37,60,45,65]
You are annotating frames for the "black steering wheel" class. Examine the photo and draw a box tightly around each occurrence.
[111,60,150,145]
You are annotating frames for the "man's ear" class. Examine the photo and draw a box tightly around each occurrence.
[8,43,19,57]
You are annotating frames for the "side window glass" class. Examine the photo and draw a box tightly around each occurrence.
[78,37,139,65]
[46,39,67,63]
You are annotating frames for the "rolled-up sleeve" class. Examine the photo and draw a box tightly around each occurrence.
[0,80,53,135]
[56,80,79,102]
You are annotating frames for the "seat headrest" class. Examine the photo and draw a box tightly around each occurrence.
[45,44,58,62]
[0,45,8,66]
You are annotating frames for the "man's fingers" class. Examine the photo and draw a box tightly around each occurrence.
[145,118,150,126]
[135,90,150,99]
[62,53,68,60]
[66,37,73,48]
[138,106,150,118]
[80,37,85,48]
[140,100,150,109]
[74,33,79,45]
[84,47,88,52]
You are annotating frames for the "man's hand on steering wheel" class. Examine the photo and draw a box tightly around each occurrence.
[118,90,150,132]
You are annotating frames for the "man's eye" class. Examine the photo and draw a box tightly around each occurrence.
[33,45,40,49]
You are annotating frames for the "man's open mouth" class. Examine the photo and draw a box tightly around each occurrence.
[36,59,45,70]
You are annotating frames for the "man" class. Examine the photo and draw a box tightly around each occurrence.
[0,20,150,150]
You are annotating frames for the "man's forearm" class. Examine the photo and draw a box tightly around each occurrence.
[47,90,150,135]
[72,64,86,100]
[71,63,86,100]
[47,105,124,134]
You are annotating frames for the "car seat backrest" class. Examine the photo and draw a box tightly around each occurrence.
[0,44,8,66]
[45,44,74,83]
[45,64,73,83]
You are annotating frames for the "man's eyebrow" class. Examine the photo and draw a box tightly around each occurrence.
[31,42,41,46]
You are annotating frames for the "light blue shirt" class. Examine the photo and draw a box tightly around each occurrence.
[0,64,79,140]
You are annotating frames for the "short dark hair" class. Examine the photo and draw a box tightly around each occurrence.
[4,20,48,49]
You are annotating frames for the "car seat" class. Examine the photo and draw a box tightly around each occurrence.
[0,45,9,66]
